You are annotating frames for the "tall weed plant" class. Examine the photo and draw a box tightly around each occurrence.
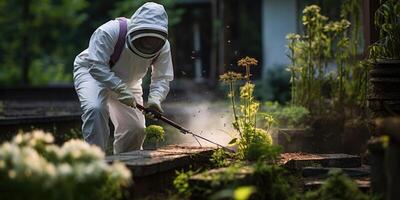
[287,2,368,116]
[220,57,279,162]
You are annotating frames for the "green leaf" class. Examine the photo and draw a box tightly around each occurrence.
[228,138,238,145]
[234,186,256,200]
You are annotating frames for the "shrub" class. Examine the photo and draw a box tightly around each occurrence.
[173,169,197,198]
[0,130,131,200]
[210,148,232,167]
[145,125,165,142]
[263,101,310,128]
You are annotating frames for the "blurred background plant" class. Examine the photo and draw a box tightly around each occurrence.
[0,0,184,86]
[262,101,310,129]
[286,2,367,117]
[304,169,372,200]
[0,0,88,86]
[254,66,291,104]
[0,130,131,200]
[368,0,400,60]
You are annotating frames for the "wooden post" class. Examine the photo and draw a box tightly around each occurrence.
[368,137,386,199]
[210,0,218,84]
[217,0,225,77]
[386,140,400,200]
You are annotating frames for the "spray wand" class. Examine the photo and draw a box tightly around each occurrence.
[136,104,234,153]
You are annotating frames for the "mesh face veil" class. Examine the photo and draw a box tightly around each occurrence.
[127,30,167,58]
[126,2,169,58]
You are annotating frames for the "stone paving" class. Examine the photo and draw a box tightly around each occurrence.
[106,145,215,177]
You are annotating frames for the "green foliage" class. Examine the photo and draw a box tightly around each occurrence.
[244,137,280,162]
[145,125,165,142]
[251,162,299,200]
[254,66,291,103]
[64,128,83,141]
[195,162,298,200]
[210,148,232,167]
[0,0,88,85]
[0,130,131,200]
[287,3,367,115]
[207,164,242,190]
[304,169,372,200]
[210,186,256,200]
[220,57,278,162]
[0,101,3,116]
[233,186,257,200]
[109,0,184,48]
[29,60,72,86]
[369,0,400,60]
[173,169,197,198]
[263,101,310,128]
[0,63,21,85]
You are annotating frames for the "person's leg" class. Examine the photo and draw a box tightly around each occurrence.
[108,92,146,154]
[73,66,110,151]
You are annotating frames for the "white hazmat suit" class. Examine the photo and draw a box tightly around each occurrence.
[73,2,173,153]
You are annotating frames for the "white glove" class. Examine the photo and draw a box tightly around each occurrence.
[115,84,136,108]
[145,98,163,119]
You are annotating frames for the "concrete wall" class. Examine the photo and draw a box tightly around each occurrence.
[261,0,297,78]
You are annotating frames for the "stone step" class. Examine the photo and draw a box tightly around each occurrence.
[106,145,215,198]
[106,145,214,177]
[302,166,370,178]
[303,177,370,192]
[280,153,361,170]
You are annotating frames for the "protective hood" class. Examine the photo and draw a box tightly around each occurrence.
[127,2,168,58]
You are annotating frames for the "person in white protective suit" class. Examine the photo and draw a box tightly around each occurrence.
[73,2,173,153]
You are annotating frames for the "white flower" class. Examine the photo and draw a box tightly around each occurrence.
[12,130,54,147]
[110,161,131,181]
[8,169,16,179]
[61,139,104,162]
[57,163,72,177]
[0,160,5,169]
[32,130,54,143]
[0,131,131,197]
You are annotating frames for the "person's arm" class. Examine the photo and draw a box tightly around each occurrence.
[87,27,124,91]
[148,41,174,110]
[86,25,136,107]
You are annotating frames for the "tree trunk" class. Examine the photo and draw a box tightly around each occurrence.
[21,0,31,86]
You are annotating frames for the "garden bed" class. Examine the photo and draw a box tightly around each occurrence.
[106,145,215,198]
[187,152,368,199]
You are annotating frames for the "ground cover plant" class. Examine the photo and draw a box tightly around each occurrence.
[0,130,131,200]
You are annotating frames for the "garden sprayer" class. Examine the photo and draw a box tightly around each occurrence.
[136,104,234,153]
